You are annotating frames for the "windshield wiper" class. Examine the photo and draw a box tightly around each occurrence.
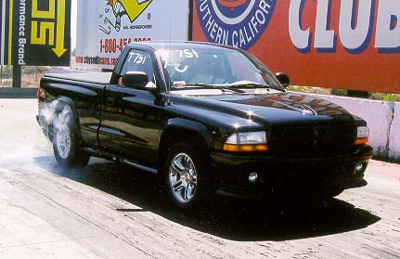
[172,83,215,89]
[229,82,271,89]
[172,83,245,93]
[219,87,245,93]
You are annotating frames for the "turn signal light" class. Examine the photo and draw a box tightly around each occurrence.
[355,137,368,145]
[223,144,268,152]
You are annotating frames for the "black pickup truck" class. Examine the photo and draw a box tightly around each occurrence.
[37,42,372,208]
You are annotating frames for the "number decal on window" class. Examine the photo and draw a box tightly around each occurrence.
[127,52,147,64]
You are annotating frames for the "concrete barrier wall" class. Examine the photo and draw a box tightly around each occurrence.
[0,88,38,98]
[308,93,398,162]
[389,102,400,161]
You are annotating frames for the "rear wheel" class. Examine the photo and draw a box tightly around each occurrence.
[164,143,210,209]
[53,105,90,168]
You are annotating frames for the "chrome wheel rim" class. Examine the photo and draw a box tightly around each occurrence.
[169,153,197,204]
[56,124,71,159]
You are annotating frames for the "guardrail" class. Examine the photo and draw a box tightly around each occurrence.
[0,88,37,98]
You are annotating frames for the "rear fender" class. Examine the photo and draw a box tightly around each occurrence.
[51,96,82,141]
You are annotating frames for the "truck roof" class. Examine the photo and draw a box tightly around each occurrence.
[131,41,239,52]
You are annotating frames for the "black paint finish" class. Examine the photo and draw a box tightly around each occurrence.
[38,42,373,199]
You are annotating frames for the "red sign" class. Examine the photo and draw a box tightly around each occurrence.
[192,0,400,93]
[218,0,247,10]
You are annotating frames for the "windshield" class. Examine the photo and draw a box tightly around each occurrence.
[154,44,284,92]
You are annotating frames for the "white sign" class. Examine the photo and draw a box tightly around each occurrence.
[75,0,189,69]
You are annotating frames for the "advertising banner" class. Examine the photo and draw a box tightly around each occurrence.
[0,0,5,65]
[75,0,190,69]
[192,0,400,93]
[0,0,71,66]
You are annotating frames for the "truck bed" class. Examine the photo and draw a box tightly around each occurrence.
[44,72,112,85]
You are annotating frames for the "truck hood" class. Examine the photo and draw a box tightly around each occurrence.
[169,91,353,129]
[205,92,350,116]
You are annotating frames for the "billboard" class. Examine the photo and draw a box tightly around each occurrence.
[192,0,400,94]
[0,0,71,66]
[75,0,190,69]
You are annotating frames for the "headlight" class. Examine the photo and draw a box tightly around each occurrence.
[355,126,369,145]
[223,131,268,152]
[357,126,369,138]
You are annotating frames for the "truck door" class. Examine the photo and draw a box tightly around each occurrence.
[99,49,164,167]
[75,79,108,150]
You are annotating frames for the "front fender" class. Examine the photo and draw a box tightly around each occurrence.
[163,118,214,147]
[157,118,215,170]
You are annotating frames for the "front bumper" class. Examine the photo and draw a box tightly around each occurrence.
[210,145,373,199]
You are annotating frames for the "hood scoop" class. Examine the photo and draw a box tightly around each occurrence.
[273,100,318,115]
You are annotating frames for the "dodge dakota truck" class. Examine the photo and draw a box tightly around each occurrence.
[37,42,373,208]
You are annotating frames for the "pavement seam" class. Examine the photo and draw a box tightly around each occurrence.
[15,178,158,259]
[0,238,89,249]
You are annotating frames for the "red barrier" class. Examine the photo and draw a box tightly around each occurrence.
[192,0,400,93]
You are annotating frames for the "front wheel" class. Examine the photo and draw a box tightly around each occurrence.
[53,105,90,168]
[164,143,210,209]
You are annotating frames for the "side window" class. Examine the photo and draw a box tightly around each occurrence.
[120,49,155,89]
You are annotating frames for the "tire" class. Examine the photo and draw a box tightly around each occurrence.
[163,142,211,209]
[52,105,90,168]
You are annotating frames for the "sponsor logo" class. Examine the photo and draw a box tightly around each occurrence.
[196,0,276,50]
[289,0,400,54]
[99,0,152,34]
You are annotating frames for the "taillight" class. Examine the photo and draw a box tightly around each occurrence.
[37,88,45,103]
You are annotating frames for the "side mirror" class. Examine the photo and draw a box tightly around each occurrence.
[122,71,149,89]
[275,72,290,88]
